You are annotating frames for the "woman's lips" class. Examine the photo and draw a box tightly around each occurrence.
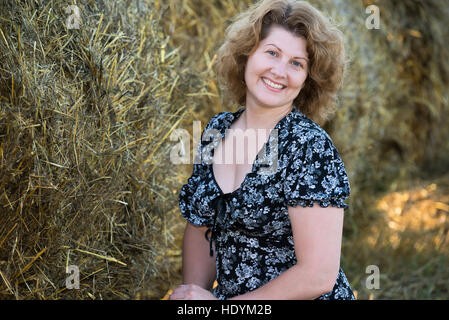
[262,77,286,92]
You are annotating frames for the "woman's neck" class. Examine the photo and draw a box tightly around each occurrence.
[241,103,293,130]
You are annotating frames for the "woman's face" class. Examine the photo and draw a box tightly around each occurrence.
[244,24,309,110]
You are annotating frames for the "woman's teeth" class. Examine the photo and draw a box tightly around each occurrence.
[262,78,285,89]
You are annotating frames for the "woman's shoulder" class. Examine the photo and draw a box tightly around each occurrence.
[204,111,228,131]
[281,109,336,150]
[203,108,243,132]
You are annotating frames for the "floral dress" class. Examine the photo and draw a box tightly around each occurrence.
[178,106,356,300]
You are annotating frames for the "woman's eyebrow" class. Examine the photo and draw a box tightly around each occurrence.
[265,43,309,62]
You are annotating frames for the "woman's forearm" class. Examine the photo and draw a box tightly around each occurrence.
[182,222,216,290]
[228,264,335,300]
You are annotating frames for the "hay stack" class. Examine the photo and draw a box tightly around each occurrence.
[0,0,206,299]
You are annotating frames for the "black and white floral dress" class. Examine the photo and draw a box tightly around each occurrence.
[178,106,356,300]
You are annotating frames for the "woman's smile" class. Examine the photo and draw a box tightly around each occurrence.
[261,77,286,91]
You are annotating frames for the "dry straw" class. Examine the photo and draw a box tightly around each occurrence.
[0,0,207,299]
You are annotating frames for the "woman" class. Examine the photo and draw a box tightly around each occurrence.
[171,0,355,300]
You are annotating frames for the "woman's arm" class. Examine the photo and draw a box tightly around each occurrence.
[181,222,216,290]
[229,203,343,300]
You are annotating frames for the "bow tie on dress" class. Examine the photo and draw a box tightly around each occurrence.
[205,194,233,257]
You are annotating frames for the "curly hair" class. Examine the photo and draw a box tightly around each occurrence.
[214,0,346,124]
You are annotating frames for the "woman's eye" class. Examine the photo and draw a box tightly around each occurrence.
[292,61,302,68]
[267,50,277,56]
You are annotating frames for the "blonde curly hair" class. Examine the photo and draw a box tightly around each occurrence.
[214,0,346,123]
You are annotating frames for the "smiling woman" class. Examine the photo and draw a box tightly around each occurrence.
[173,0,354,301]
[215,0,346,124]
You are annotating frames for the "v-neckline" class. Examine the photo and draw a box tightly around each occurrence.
[210,106,298,196]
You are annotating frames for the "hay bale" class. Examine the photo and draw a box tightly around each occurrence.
[0,0,206,299]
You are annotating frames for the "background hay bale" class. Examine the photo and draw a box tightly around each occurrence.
[159,0,449,299]
[1,0,448,300]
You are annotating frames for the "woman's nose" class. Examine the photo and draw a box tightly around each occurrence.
[270,61,287,79]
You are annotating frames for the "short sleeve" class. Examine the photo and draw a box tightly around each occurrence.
[178,113,225,226]
[178,161,211,226]
[283,131,350,209]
